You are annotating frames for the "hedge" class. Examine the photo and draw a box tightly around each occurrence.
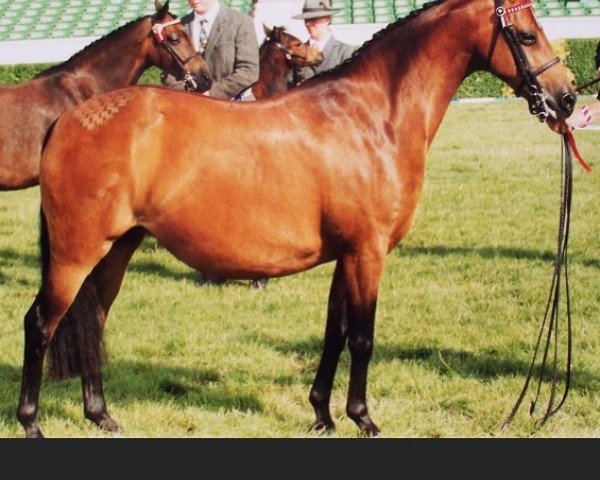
[1,38,598,98]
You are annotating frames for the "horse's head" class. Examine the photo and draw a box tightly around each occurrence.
[263,24,324,68]
[481,0,575,128]
[149,0,212,93]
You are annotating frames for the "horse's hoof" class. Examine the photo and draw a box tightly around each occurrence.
[99,417,123,435]
[309,420,336,435]
[87,412,123,434]
[359,421,380,438]
[251,279,269,289]
[25,426,44,438]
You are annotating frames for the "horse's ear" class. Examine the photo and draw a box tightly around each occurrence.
[263,23,272,37]
[155,0,170,19]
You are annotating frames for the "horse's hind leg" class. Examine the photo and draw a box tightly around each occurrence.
[309,260,348,433]
[17,263,93,438]
[341,248,385,437]
[79,227,145,432]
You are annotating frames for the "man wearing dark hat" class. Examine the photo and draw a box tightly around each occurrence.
[292,0,355,83]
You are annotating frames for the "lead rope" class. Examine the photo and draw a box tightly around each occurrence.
[501,133,575,430]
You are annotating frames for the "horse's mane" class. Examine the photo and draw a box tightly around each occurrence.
[33,14,155,79]
[308,0,447,82]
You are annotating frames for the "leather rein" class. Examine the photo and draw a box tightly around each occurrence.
[490,1,584,431]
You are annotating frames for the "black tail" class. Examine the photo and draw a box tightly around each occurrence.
[40,211,106,381]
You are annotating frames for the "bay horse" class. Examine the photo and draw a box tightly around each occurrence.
[19,0,576,438]
[251,24,324,99]
[0,0,211,191]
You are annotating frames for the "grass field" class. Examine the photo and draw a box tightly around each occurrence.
[0,98,599,438]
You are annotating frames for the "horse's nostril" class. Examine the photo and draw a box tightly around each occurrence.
[196,73,212,91]
[561,92,576,115]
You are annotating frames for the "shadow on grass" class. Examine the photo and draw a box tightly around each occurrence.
[0,247,38,266]
[259,334,600,394]
[127,258,262,288]
[0,360,263,430]
[1,335,598,434]
[395,244,600,268]
[121,243,600,287]
[127,258,198,283]
[0,248,39,287]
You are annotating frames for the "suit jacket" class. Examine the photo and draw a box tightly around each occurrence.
[296,36,355,83]
[162,4,259,99]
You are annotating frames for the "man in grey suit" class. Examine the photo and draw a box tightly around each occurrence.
[162,0,263,286]
[292,0,355,83]
[161,0,259,100]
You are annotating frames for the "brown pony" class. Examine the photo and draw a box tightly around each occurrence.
[0,0,211,191]
[251,24,324,99]
[18,0,576,438]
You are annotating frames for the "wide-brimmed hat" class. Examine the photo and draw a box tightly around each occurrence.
[292,0,341,20]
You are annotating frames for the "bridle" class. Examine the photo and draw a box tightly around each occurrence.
[266,34,310,67]
[488,0,561,121]
[266,32,314,88]
[151,17,203,91]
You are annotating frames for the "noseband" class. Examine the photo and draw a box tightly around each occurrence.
[152,17,203,91]
[491,0,561,121]
[267,35,309,67]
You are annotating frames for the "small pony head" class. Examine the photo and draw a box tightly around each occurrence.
[483,0,575,126]
[263,24,324,68]
[151,0,212,93]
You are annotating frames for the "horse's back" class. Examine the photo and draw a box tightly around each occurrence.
[40,86,332,276]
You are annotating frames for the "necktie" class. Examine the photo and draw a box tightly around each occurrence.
[198,18,208,56]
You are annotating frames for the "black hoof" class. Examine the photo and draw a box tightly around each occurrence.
[359,420,380,437]
[87,412,123,434]
[25,428,44,439]
[309,420,336,435]
[251,279,269,289]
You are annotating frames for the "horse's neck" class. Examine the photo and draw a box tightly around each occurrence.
[331,1,483,145]
[257,44,290,97]
[54,24,147,97]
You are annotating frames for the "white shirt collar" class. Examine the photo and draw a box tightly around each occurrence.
[194,2,221,31]
[309,32,332,52]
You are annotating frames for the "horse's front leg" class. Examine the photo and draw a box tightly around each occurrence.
[309,261,348,433]
[341,248,385,437]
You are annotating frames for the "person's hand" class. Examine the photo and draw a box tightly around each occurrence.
[566,105,592,129]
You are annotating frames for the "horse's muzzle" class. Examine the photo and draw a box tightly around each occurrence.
[559,91,576,117]
[545,88,576,120]
[190,73,212,93]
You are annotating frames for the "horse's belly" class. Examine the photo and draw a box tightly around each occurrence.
[145,206,327,278]
[0,99,47,190]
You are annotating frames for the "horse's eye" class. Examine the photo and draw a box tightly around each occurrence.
[519,31,536,46]
[167,34,180,44]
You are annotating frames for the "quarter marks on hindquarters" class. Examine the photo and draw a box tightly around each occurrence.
[73,88,138,131]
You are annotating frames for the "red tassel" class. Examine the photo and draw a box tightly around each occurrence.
[565,130,592,173]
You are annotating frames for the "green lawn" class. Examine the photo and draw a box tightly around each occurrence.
[0,98,599,438]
